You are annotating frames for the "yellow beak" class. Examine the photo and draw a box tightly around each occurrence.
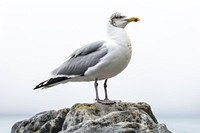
[127,17,140,22]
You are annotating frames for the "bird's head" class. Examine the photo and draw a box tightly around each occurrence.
[109,12,140,28]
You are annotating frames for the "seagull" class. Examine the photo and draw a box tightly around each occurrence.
[34,12,140,104]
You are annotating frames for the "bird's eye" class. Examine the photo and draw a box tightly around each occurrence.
[115,16,125,19]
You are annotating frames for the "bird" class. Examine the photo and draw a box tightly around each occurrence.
[34,12,140,104]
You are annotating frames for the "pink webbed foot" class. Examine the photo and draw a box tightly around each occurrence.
[96,99,121,105]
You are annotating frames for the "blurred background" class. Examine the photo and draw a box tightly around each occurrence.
[1,0,200,132]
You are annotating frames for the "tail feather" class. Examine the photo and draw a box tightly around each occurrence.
[34,77,69,90]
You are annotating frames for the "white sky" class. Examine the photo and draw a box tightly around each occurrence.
[0,0,200,116]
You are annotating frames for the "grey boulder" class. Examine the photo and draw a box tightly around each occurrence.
[11,102,171,133]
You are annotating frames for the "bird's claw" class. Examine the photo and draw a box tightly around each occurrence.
[96,99,121,105]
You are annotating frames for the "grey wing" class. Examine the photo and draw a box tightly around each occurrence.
[51,40,107,76]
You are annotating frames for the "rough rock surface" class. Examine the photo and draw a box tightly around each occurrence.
[11,102,171,133]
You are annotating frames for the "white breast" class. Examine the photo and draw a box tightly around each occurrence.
[84,34,132,80]
[70,23,133,82]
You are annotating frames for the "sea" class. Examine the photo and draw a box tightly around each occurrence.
[1,115,200,133]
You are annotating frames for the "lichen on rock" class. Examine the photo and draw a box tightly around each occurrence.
[11,102,171,133]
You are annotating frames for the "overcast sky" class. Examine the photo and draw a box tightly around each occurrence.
[0,0,200,116]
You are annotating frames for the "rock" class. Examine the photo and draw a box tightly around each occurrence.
[11,102,171,133]
[11,108,69,133]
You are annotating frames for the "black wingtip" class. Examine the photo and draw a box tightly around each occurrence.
[33,84,42,90]
[33,87,39,90]
[33,80,47,90]
[34,77,69,90]
[33,85,40,90]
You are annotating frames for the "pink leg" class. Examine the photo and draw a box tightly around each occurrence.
[95,79,121,105]
[104,79,108,100]
[94,78,99,101]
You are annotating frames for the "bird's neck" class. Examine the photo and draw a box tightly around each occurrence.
[106,23,131,45]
